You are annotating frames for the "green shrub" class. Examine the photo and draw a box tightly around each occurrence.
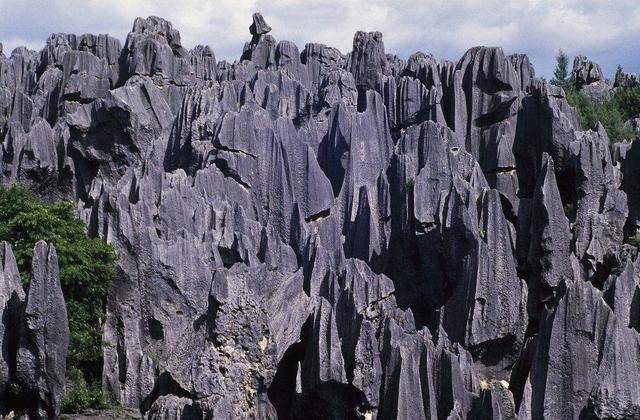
[550,54,640,144]
[626,233,640,248]
[564,84,637,143]
[614,85,640,121]
[0,185,117,412]
[62,368,110,413]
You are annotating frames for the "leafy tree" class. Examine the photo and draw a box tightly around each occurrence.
[0,185,117,412]
[552,49,570,87]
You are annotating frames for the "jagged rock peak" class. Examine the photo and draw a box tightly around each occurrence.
[572,54,604,87]
[250,12,272,36]
[349,30,389,91]
[131,15,183,48]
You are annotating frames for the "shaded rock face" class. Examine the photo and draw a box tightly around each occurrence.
[0,241,69,418]
[1,11,640,420]
[0,242,25,413]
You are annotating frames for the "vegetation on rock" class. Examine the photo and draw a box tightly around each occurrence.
[0,185,117,412]
[552,52,640,143]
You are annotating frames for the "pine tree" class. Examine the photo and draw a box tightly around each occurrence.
[552,49,569,87]
[615,64,624,86]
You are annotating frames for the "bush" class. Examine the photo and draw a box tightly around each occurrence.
[0,185,117,412]
[62,368,110,413]
[551,55,640,144]
[626,233,640,248]
[614,85,640,121]
[564,84,637,143]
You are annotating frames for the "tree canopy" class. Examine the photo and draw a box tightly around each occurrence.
[0,185,117,412]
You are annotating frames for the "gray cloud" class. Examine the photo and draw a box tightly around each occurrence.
[0,0,638,78]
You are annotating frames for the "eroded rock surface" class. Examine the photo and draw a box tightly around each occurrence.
[0,241,70,418]
[1,11,639,420]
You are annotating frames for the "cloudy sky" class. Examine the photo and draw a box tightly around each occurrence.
[1,0,638,78]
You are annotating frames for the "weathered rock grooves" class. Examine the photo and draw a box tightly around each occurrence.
[0,11,639,420]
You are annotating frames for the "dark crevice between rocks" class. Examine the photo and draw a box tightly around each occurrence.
[470,387,498,420]
[218,245,243,269]
[212,157,251,189]
[356,87,369,113]
[435,348,458,420]
[498,191,518,226]
[128,173,140,204]
[70,146,100,205]
[1,292,24,412]
[336,297,363,385]
[469,334,517,368]
[206,293,222,342]
[304,208,330,223]
[556,167,577,221]
[474,96,518,128]
[212,143,257,159]
[631,288,640,333]
[385,167,440,332]
[60,92,96,105]
[104,314,129,394]
[140,372,194,415]
[388,106,434,140]
[589,252,622,290]
[343,186,372,264]
[289,204,305,266]
[147,317,164,340]
[291,382,366,420]
[508,334,535,412]
[528,281,567,417]
[268,342,306,420]
[475,71,515,96]
[268,316,311,420]
[317,105,350,198]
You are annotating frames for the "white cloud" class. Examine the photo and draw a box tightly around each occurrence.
[0,0,638,78]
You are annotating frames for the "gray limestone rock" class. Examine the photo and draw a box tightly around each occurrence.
[508,53,535,91]
[121,16,193,86]
[2,12,640,420]
[250,13,273,36]
[527,279,640,420]
[0,242,25,412]
[572,54,604,88]
[15,241,69,418]
[348,31,389,92]
[527,154,573,303]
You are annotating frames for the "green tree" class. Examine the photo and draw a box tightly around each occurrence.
[552,49,570,87]
[0,185,117,412]
[615,64,624,86]
[615,85,640,121]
